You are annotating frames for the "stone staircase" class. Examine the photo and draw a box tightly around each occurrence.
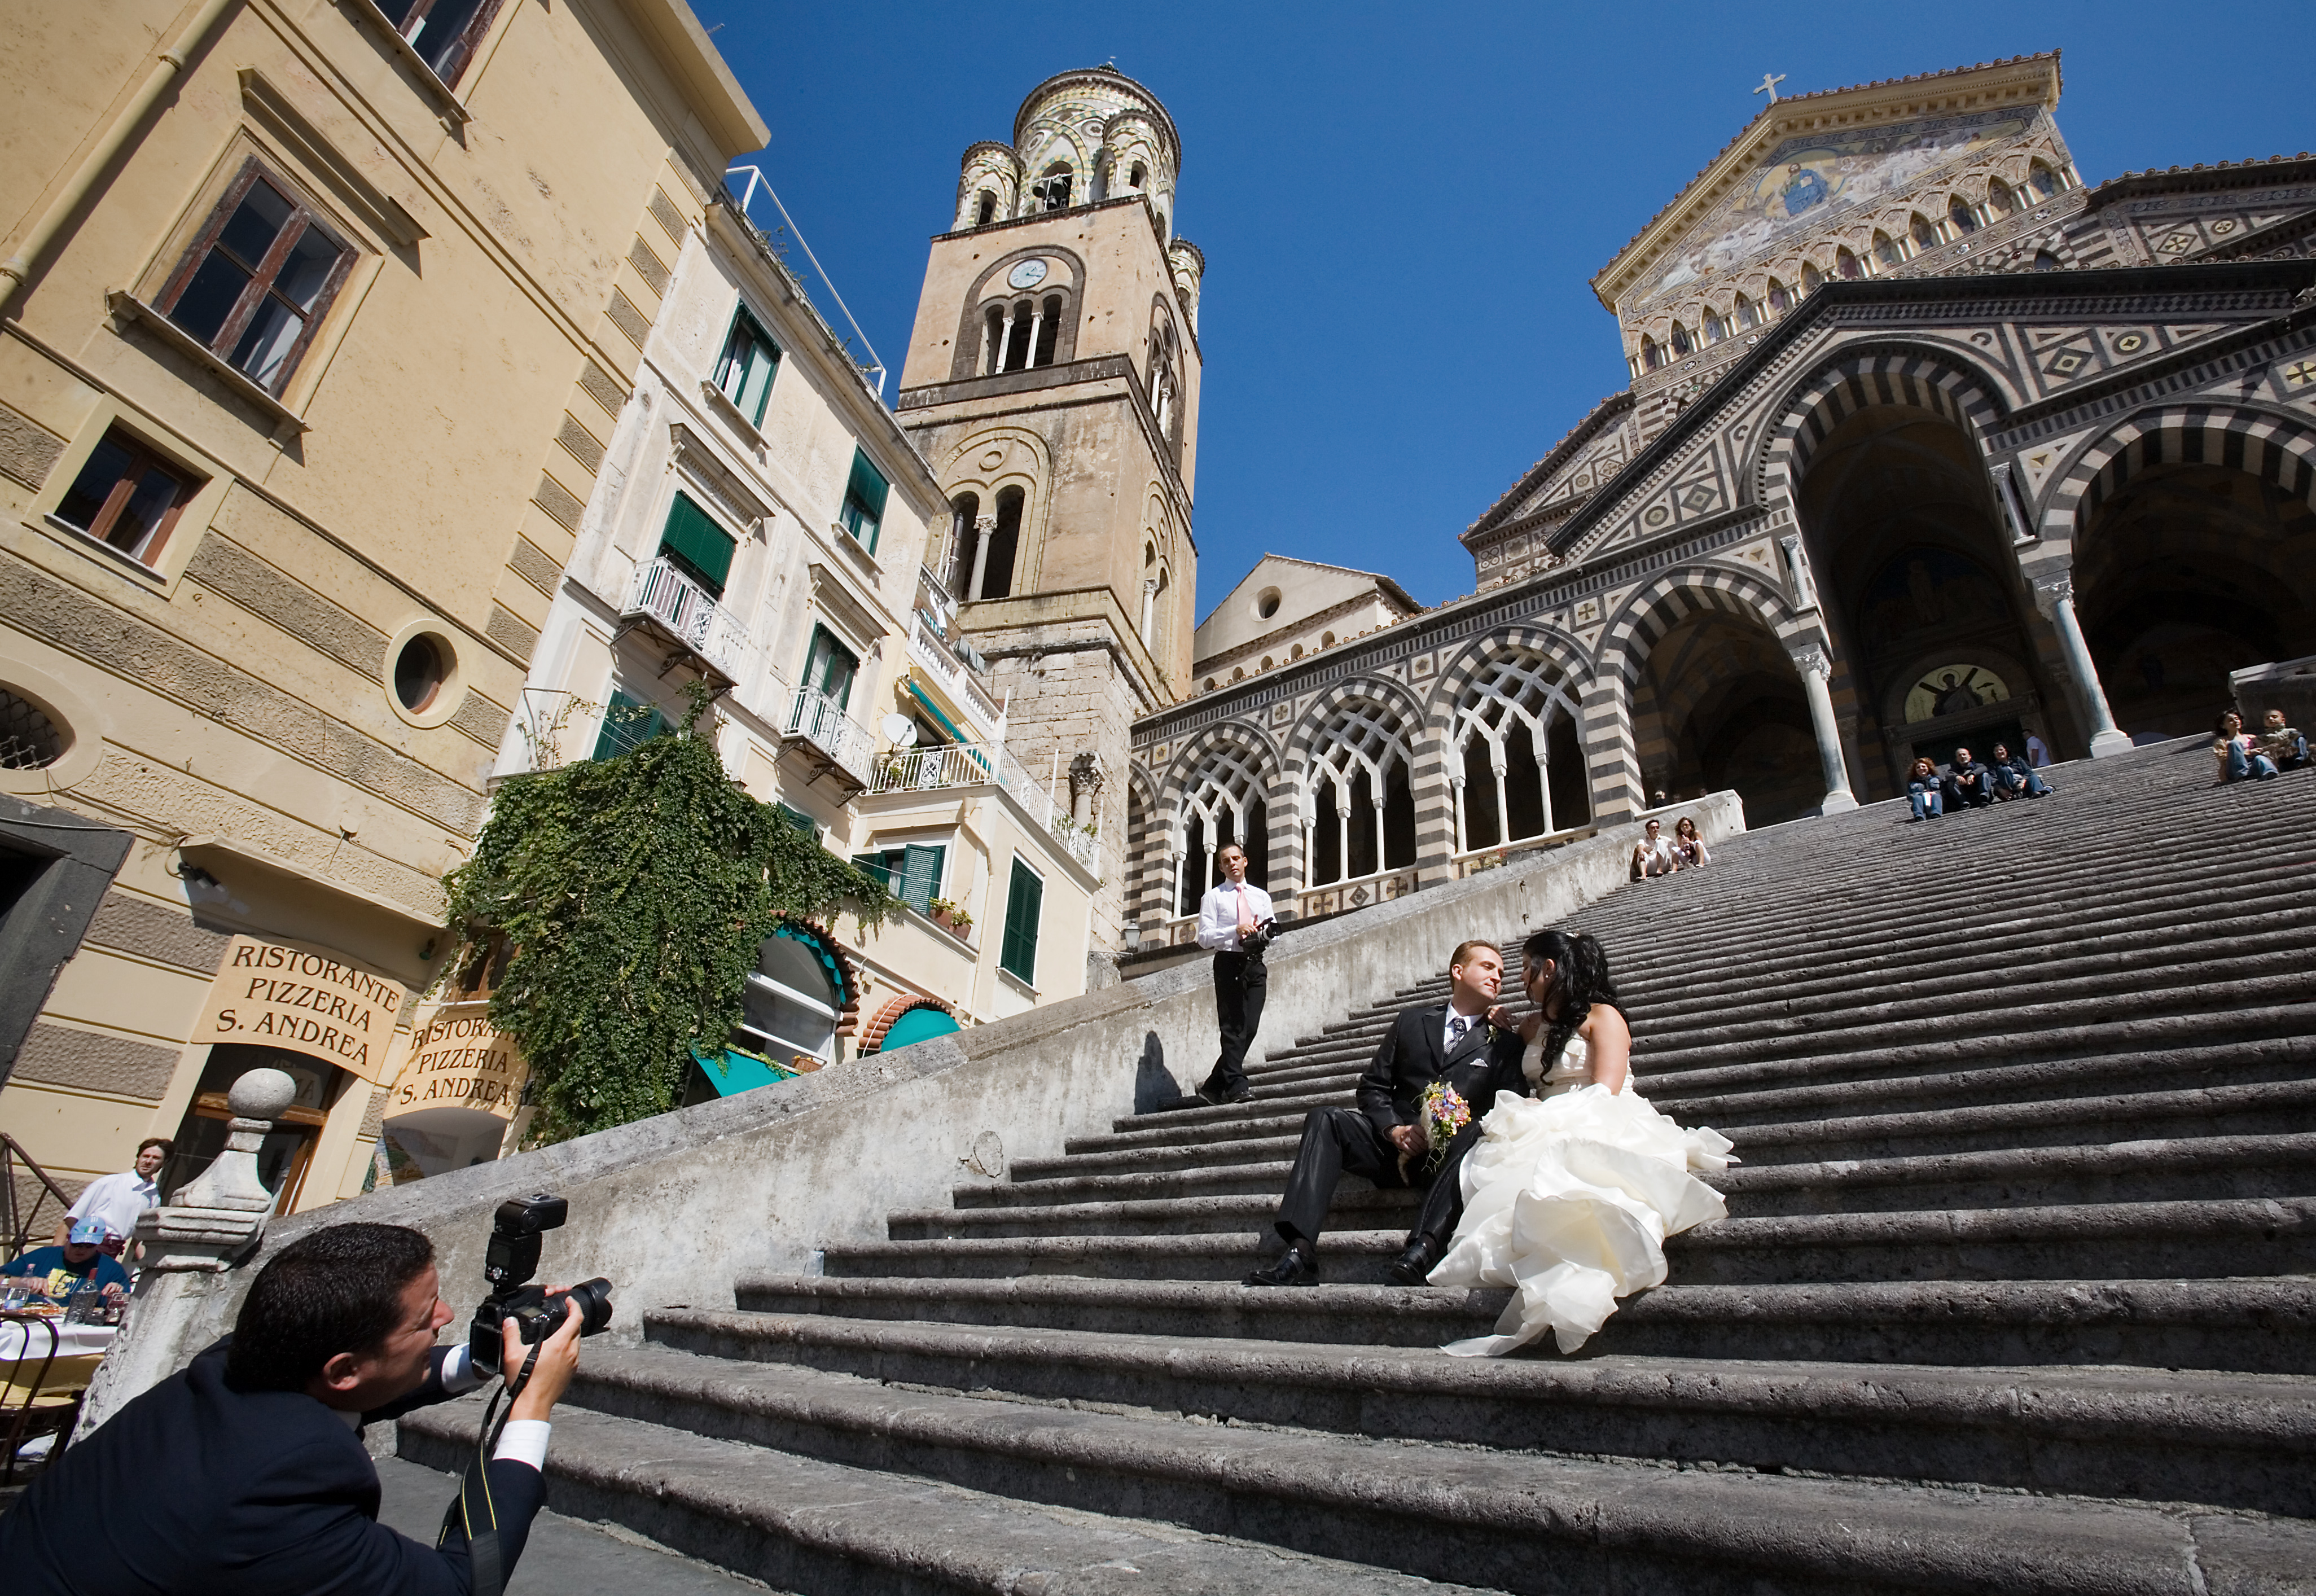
[401,735,2316,1594]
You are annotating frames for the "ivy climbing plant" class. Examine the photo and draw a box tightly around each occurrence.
[443,687,893,1142]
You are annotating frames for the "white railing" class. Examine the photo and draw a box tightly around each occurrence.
[624,556,752,681]
[783,686,876,788]
[871,739,1098,870]
[907,610,1005,735]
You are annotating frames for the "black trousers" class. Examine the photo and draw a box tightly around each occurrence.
[1203,951,1266,1096]
[1273,1106,1488,1249]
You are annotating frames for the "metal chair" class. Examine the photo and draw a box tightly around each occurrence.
[1,1312,99,1485]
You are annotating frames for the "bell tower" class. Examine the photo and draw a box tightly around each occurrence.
[897,67,1204,955]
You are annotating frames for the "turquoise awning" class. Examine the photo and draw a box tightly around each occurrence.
[880,1006,960,1053]
[906,680,970,744]
[690,1044,800,1098]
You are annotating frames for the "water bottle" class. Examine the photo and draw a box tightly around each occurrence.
[63,1281,100,1326]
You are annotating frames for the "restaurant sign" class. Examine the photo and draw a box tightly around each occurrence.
[192,935,411,1084]
[393,1002,527,1118]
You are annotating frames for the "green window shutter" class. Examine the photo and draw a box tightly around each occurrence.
[899,844,941,913]
[776,803,815,835]
[659,491,735,596]
[732,312,779,424]
[805,625,858,711]
[842,448,889,553]
[593,690,669,760]
[999,858,1042,983]
[850,850,893,890]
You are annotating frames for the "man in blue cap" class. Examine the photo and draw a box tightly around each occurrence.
[2,1217,132,1305]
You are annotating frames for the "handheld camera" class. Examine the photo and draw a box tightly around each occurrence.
[467,1192,613,1378]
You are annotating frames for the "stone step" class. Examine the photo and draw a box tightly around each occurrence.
[394,1397,1493,1596]
[826,1196,2316,1287]
[730,1273,2316,1376]
[429,1345,2316,1595]
[636,1309,2316,1518]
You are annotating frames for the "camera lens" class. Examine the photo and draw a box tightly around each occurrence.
[551,1277,614,1336]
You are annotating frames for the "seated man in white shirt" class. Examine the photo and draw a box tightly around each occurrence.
[55,1137,169,1255]
[1193,844,1276,1105]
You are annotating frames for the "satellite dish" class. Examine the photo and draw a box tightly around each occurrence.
[879,714,918,748]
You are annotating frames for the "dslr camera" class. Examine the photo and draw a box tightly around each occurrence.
[468,1193,613,1377]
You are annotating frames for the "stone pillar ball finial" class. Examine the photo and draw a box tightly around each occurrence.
[228,1067,300,1121]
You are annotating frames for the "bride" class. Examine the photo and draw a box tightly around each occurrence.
[1426,928,1733,1357]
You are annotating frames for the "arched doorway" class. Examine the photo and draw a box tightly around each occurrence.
[1796,402,2055,790]
[1630,606,1820,825]
[2075,459,2316,738]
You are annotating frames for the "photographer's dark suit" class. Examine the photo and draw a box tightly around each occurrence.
[0,1339,542,1595]
[1273,1002,1527,1251]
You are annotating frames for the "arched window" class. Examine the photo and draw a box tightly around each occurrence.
[1911,212,1939,252]
[1033,293,1063,365]
[1734,294,1758,330]
[1177,741,1269,912]
[1766,278,1790,313]
[1129,161,1147,188]
[966,486,1023,600]
[1451,650,1589,852]
[975,191,997,226]
[946,492,980,595]
[1640,335,1663,370]
[1800,261,1823,293]
[1147,315,1182,451]
[1702,310,1726,343]
[1836,248,1861,280]
[986,291,1065,375]
[1986,180,2015,216]
[2033,249,2061,272]
[1947,196,1979,235]
[734,925,843,1067]
[2029,162,2063,199]
[1669,323,1693,357]
[1304,699,1417,887]
[1874,230,1902,268]
[1031,163,1073,212]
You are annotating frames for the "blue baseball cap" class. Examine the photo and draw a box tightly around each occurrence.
[68,1217,111,1245]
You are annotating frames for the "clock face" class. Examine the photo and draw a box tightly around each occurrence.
[1007,258,1049,290]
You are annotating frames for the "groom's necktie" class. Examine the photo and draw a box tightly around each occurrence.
[1447,1015,1468,1053]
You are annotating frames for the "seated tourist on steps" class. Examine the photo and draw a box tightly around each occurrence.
[2258,708,2308,771]
[1243,940,1526,1289]
[1670,815,1710,867]
[1630,818,1677,881]
[2216,710,2280,783]
[1988,742,2052,801]
[1941,747,1998,810]
[1905,757,1945,822]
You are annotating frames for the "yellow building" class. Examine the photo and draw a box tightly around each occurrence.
[0,0,765,1217]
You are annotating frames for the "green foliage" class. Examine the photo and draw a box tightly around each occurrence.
[444,691,892,1143]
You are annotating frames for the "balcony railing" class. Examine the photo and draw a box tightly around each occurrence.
[871,739,1098,870]
[907,610,1005,735]
[622,556,752,683]
[782,686,876,790]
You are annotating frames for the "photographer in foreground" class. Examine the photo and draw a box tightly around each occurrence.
[0,1220,584,1594]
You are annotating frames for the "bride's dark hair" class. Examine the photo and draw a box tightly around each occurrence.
[1521,928,1622,1074]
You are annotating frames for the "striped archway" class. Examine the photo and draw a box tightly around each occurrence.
[2041,402,2316,558]
[1754,345,2013,512]
[1428,626,1595,860]
[1159,719,1283,917]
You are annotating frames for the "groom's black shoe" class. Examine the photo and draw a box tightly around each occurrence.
[1386,1234,1442,1287]
[1243,1240,1317,1287]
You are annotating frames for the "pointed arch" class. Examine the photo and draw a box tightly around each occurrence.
[1160,720,1282,913]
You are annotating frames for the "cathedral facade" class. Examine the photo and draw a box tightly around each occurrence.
[1123,53,2316,946]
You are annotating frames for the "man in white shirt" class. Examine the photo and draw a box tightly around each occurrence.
[55,1137,169,1253]
[1193,844,1276,1105]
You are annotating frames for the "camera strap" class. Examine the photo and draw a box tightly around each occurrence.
[438,1344,541,1596]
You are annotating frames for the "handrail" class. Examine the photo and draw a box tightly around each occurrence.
[1,1133,73,1258]
[725,166,888,398]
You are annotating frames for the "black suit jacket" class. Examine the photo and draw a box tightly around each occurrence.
[1356,1002,1528,1140]
[0,1339,544,1595]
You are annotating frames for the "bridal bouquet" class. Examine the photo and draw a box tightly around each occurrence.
[1418,1080,1472,1173]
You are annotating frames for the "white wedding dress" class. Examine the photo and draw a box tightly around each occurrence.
[1427,1019,1734,1357]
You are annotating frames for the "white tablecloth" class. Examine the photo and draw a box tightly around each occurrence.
[0,1317,118,1361]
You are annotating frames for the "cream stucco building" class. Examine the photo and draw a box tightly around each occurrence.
[0,0,766,1217]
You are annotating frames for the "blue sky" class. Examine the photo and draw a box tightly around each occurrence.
[688,1,2310,613]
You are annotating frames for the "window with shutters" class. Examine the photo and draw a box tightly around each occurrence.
[657,491,736,598]
[839,448,889,553]
[593,689,670,760]
[999,857,1043,984]
[775,803,817,835]
[52,428,201,566]
[369,0,508,89]
[153,161,356,396]
[802,625,858,712]
[713,308,780,427]
[852,844,945,913]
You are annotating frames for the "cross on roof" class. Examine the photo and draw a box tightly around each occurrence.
[1754,71,1787,105]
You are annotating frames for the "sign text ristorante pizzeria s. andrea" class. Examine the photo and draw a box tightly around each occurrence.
[192,936,411,1083]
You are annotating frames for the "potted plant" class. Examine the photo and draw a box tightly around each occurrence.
[928,897,973,938]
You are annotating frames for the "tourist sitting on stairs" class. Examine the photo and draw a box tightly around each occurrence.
[2258,708,2308,771]
[1989,743,2054,801]
[2216,710,2282,783]
[1243,940,1526,1288]
[1942,747,1999,810]
[1630,818,1678,880]
[1905,757,1945,821]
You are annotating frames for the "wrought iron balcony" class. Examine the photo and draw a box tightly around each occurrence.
[620,556,752,685]
[782,686,877,791]
[871,739,1098,870]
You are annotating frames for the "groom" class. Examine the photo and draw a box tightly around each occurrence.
[1244,939,1527,1288]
